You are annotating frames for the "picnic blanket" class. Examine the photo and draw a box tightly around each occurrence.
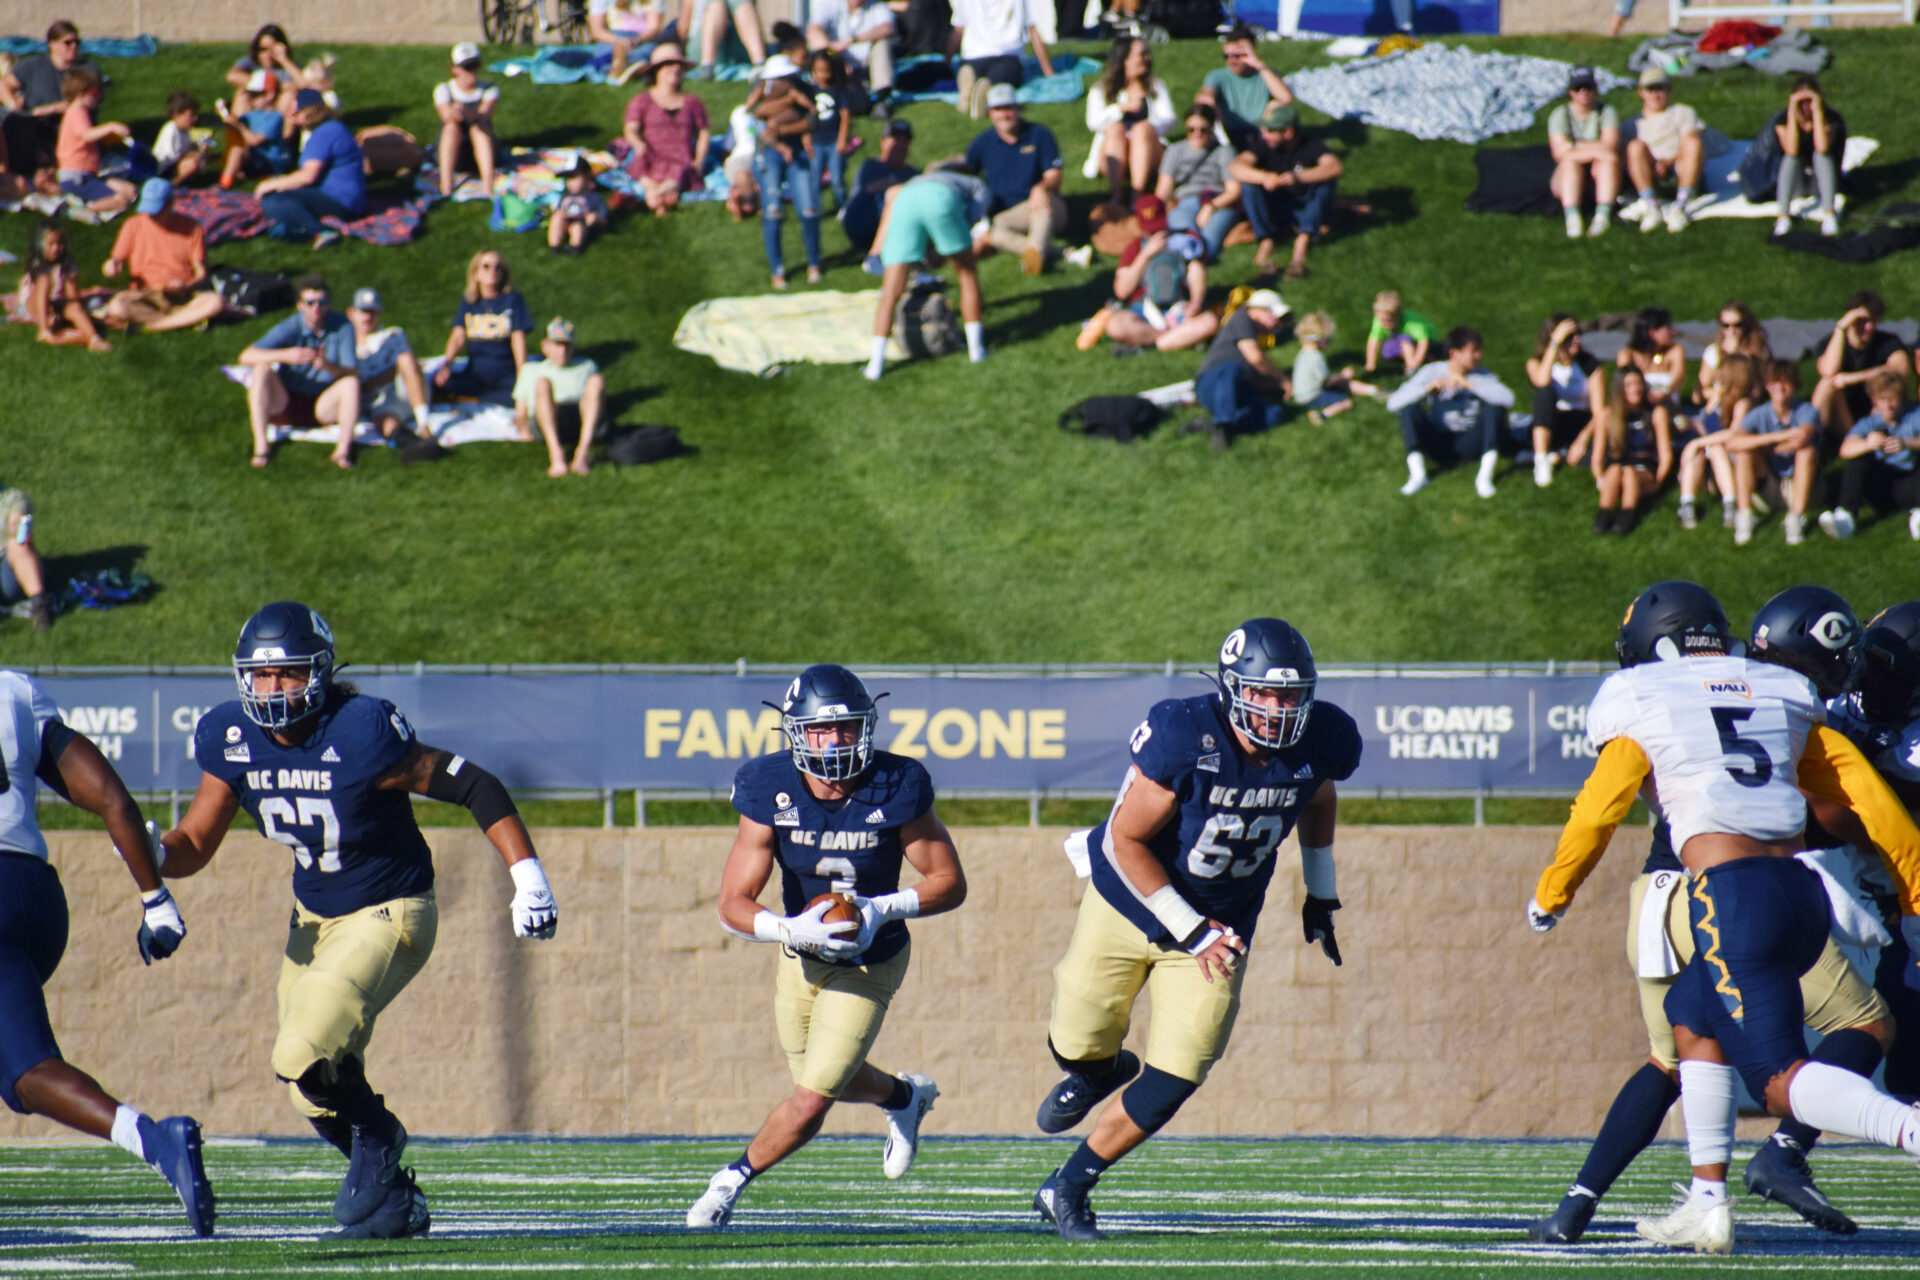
[490,43,758,84]
[1579,317,1920,365]
[173,187,438,247]
[0,34,159,57]
[220,358,526,447]
[1630,135,1876,222]
[674,292,909,377]
[1627,28,1828,79]
[890,53,1094,107]
[1286,46,1631,145]
[0,190,123,223]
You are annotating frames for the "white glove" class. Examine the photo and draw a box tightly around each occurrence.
[1527,897,1561,934]
[848,894,885,954]
[508,858,558,940]
[144,819,167,871]
[137,886,186,964]
[754,900,859,958]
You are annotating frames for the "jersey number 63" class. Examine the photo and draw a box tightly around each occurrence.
[1186,813,1284,880]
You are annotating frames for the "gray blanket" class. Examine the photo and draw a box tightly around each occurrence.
[1628,29,1829,79]
[1581,317,1920,364]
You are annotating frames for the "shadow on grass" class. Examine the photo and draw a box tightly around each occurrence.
[44,544,152,594]
[604,385,664,422]
[1845,155,1920,208]
[516,123,610,150]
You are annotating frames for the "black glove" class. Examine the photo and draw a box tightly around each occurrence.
[1302,895,1342,967]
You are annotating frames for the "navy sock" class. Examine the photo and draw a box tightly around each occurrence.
[1056,1140,1114,1193]
[881,1076,914,1111]
[1572,1062,1679,1199]
[729,1155,758,1182]
[1776,1029,1885,1150]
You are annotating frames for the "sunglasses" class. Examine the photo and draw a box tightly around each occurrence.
[477,262,502,271]
[1718,318,1742,328]
[54,36,79,46]
[298,296,328,308]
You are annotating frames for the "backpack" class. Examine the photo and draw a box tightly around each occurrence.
[894,277,963,361]
[207,265,292,316]
[1059,395,1163,443]
[1141,250,1186,310]
[605,424,694,466]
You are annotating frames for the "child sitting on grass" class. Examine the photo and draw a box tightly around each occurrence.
[216,78,294,190]
[11,220,110,351]
[152,92,212,184]
[56,66,135,214]
[1291,311,1375,423]
[549,157,609,255]
[1364,290,1434,377]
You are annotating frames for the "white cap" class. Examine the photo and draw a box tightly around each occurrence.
[1245,289,1289,319]
[451,41,482,66]
[757,53,801,80]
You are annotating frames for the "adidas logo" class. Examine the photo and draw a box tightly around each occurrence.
[373,907,391,922]
[865,809,886,824]
[321,746,341,762]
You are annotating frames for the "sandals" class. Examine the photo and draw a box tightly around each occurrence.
[1282,262,1309,281]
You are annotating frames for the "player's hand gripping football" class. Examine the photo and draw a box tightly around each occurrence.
[136,886,187,964]
[783,898,861,959]
[509,858,559,940]
[1301,895,1342,966]
[1526,897,1562,934]
[847,893,885,955]
[1189,920,1247,983]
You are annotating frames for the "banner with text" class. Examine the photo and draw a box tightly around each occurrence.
[35,671,1612,794]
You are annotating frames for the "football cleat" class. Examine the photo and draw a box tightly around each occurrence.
[326,1167,430,1240]
[1036,1050,1140,1134]
[334,1110,408,1226]
[1743,1135,1857,1235]
[882,1074,939,1180]
[1527,1190,1597,1243]
[1636,1185,1733,1254]
[1034,1169,1105,1242]
[139,1115,216,1237]
[687,1164,750,1229]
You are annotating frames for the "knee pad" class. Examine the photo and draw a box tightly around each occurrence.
[287,1055,376,1124]
[1118,1064,1199,1136]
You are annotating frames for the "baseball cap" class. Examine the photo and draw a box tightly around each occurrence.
[135,178,171,215]
[1133,193,1168,234]
[1568,65,1597,91]
[1260,102,1299,132]
[245,69,278,95]
[1245,289,1290,320]
[451,41,482,67]
[294,87,325,111]
[985,83,1018,110]
[1638,65,1671,88]
[546,317,576,343]
[350,287,382,312]
[757,53,801,80]
[886,118,914,140]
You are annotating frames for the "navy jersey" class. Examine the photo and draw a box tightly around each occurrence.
[732,750,934,967]
[194,692,435,916]
[1089,693,1361,943]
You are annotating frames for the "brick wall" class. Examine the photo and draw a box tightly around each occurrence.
[2,824,1692,1139]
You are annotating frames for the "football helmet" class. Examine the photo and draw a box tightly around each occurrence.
[1749,586,1859,699]
[1852,601,1920,722]
[1615,581,1739,668]
[775,664,878,782]
[1218,618,1316,750]
[234,601,336,730]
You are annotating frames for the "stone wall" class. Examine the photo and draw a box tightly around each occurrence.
[3,824,1687,1140]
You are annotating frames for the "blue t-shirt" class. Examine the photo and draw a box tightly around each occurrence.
[301,119,366,215]
[1847,405,1920,473]
[1086,693,1362,943]
[453,291,533,390]
[963,121,1062,213]
[193,693,436,917]
[854,157,919,196]
[730,749,934,967]
[1738,399,1821,440]
[243,110,295,172]
[254,310,358,396]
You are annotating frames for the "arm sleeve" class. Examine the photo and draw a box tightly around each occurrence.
[1799,723,1920,916]
[1384,364,1439,412]
[1467,370,1515,408]
[1533,736,1650,915]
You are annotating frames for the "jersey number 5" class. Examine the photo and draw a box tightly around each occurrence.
[260,796,343,872]
[1710,707,1774,790]
[1186,813,1284,880]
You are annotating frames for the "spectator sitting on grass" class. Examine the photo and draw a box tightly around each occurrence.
[550,157,610,254]
[845,118,917,258]
[1290,311,1374,424]
[1524,313,1607,487]
[1074,194,1217,357]
[0,482,52,632]
[1195,24,1294,151]
[254,89,366,250]
[99,179,225,333]
[56,65,134,214]
[1623,66,1703,234]
[1227,102,1340,281]
[434,43,500,199]
[624,43,710,216]
[1719,358,1820,547]
[238,272,361,470]
[965,84,1066,276]
[345,287,435,448]
[1157,104,1241,265]
[949,0,1053,118]
[1387,326,1514,499]
[1592,366,1672,535]
[1548,65,1618,239]
[1675,352,1758,532]
[1770,75,1845,239]
[1184,288,1291,452]
[1,21,86,172]
[1817,371,1920,542]
[1616,305,1686,405]
[589,0,677,85]
[435,250,531,404]
[9,220,109,351]
[227,24,300,109]
[1085,35,1174,215]
[1695,298,1770,407]
[515,317,607,478]
[679,0,771,83]
[1364,290,1432,377]
[215,75,294,191]
[1812,289,1912,437]
[151,92,210,185]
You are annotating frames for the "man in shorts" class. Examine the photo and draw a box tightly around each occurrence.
[864,170,989,381]
[99,180,226,334]
[0,485,51,632]
[1623,67,1704,234]
[345,288,436,451]
[513,317,606,477]
[237,273,361,470]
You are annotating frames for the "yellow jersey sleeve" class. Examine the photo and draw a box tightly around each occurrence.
[1534,736,1651,915]
[1799,723,1920,916]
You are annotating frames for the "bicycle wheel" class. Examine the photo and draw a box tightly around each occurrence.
[555,0,590,44]
[480,0,527,44]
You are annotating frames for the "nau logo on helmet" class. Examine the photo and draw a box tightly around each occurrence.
[782,677,802,710]
[1810,612,1855,650]
[310,611,334,643]
[1220,629,1248,665]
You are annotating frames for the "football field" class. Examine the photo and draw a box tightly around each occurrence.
[5,1134,1918,1277]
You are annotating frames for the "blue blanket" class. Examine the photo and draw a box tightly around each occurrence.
[890,53,1094,107]
[489,43,758,84]
[0,34,159,58]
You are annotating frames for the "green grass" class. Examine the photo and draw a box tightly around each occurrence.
[5,34,1920,674]
[7,1133,1919,1275]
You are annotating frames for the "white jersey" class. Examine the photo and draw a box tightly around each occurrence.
[0,670,62,861]
[1586,655,1825,855]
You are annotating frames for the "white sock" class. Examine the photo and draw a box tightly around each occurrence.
[964,321,985,362]
[1474,450,1499,497]
[1677,1059,1737,1167]
[1689,1176,1728,1203]
[1401,453,1428,492]
[1788,1061,1920,1151]
[412,402,431,432]
[864,336,887,381]
[110,1104,146,1160]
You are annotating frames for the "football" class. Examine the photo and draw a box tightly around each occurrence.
[806,892,860,926]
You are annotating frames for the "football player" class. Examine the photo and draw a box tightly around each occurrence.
[1529,585,1887,1243]
[1032,619,1361,1242]
[1526,581,1920,1255]
[0,668,215,1236]
[687,664,966,1229]
[156,602,560,1239]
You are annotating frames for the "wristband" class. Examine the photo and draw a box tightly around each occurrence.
[1300,844,1336,900]
[752,909,788,944]
[1145,884,1205,944]
[508,857,552,897]
[870,889,920,921]
[1182,924,1224,956]
[141,886,173,909]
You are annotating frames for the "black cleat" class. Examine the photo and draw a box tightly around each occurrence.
[326,1167,430,1240]
[334,1107,408,1226]
[1527,1191,1597,1243]
[1035,1051,1140,1134]
[140,1115,216,1237]
[1744,1135,1857,1235]
[1034,1168,1105,1242]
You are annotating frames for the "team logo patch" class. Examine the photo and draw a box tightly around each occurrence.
[1809,611,1855,650]
[865,808,886,824]
[1703,679,1752,699]
[224,744,251,762]
[1200,733,1216,751]
[321,746,341,762]
[773,807,800,827]
[1196,752,1221,772]
[1220,629,1248,665]
[225,725,243,743]
[775,792,792,809]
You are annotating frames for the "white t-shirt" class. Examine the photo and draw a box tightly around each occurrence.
[153,121,193,167]
[0,671,62,860]
[434,79,500,110]
[955,0,1032,61]
[808,0,894,64]
[1586,655,1824,854]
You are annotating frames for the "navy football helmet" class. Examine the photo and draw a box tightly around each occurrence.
[1749,586,1859,699]
[776,664,879,782]
[234,601,336,730]
[1615,581,1740,668]
[1852,601,1920,722]
[1218,618,1316,750]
